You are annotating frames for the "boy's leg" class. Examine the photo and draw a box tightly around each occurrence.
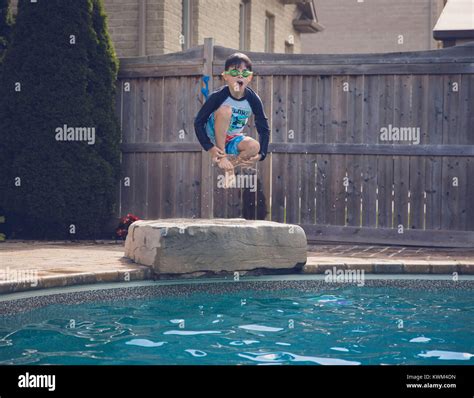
[213,105,235,172]
[214,106,232,152]
[237,137,260,161]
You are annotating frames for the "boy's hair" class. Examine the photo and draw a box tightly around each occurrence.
[224,52,253,71]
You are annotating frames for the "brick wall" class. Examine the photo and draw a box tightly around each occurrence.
[105,0,166,56]
[146,0,165,55]
[302,0,445,54]
[195,0,303,53]
[248,0,302,53]
[103,0,139,57]
[195,0,240,51]
[8,0,311,56]
[163,0,183,53]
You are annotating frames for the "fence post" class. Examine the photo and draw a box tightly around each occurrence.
[200,37,214,219]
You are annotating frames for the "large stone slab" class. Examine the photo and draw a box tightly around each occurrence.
[124,218,307,275]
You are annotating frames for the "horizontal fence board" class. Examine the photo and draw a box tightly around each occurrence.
[213,64,474,76]
[122,143,202,152]
[119,64,204,78]
[303,225,474,248]
[268,143,474,156]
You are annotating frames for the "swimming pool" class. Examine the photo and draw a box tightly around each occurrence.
[0,276,473,365]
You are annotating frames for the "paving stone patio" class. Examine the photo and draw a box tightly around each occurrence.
[0,240,473,294]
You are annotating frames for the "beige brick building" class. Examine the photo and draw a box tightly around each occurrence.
[302,0,446,54]
[9,0,323,57]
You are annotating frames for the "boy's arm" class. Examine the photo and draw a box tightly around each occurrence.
[247,89,270,161]
[194,87,228,151]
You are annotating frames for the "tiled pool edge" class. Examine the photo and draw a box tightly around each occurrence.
[1,260,473,296]
[1,275,473,316]
[0,268,152,295]
[303,262,474,274]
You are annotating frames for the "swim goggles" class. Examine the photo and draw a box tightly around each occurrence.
[224,69,254,78]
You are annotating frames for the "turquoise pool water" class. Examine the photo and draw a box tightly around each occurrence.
[0,286,472,365]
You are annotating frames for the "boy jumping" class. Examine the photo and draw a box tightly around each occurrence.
[194,53,270,171]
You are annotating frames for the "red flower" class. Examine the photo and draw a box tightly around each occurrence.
[115,213,140,240]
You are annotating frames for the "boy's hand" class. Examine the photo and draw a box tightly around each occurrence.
[209,146,226,164]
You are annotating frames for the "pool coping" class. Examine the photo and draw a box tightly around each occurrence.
[1,260,473,296]
[0,268,152,295]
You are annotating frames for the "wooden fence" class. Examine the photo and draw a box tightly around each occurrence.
[116,38,474,247]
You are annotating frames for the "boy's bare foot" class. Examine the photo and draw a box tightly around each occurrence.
[230,154,260,169]
[228,155,245,168]
[217,157,234,171]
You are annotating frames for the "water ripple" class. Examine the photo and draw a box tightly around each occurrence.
[163,330,221,336]
[239,324,283,332]
[125,339,166,347]
[238,351,360,365]
[418,350,473,361]
[185,349,207,357]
